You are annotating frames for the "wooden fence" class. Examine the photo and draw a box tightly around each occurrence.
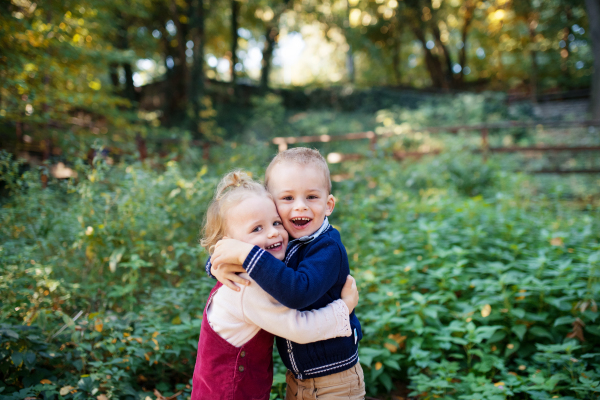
[272,120,600,174]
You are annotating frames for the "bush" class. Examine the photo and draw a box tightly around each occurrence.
[1,147,599,399]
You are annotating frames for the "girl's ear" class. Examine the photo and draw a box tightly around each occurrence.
[325,194,335,216]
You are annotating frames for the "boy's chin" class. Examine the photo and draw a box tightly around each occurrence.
[286,219,322,238]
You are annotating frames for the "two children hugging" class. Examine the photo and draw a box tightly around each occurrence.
[192,148,365,400]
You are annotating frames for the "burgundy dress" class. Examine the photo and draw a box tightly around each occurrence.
[191,282,275,400]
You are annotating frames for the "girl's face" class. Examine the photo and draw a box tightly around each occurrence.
[225,194,288,261]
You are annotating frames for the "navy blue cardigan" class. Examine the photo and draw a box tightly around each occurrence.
[209,220,363,379]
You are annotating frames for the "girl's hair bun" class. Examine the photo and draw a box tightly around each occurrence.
[215,170,254,200]
[200,170,269,253]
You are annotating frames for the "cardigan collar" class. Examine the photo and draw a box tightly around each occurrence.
[288,217,330,247]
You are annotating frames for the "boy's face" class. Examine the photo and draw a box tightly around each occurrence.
[225,194,288,260]
[267,162,335,239]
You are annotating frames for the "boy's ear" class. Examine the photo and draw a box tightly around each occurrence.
[325,194,335,216]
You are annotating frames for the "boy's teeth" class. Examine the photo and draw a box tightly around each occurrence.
[266,242,281,250]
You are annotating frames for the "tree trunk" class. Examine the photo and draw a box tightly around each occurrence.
[585,0,600,119]
[457,0,475,86]
[528,16,538,103]
[391,17,402,85]
[411,26,446,88]
[109,63,120,88]
[168,0,189,86]
[260,25,277,93]
[190,0,205,138]
[123,62,136,101]
[230,0,239,86]
[346,0,355,83]
[431,24,454,87]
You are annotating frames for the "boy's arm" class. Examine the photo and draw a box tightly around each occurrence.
[243,239,343,309]
[204,257,249,291]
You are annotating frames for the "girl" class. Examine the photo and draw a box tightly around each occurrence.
[191,171,358,400]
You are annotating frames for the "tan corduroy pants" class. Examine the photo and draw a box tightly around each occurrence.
[284,363,366,400]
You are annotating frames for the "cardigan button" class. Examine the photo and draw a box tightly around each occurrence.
[288,349,292,353]
[238,365,245,372]
[240,351,246,358]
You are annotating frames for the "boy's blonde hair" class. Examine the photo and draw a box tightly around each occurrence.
[265,147,331,193]
[200,170,270,254]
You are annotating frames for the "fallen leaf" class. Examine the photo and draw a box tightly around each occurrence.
[95,318,103,332]
[40,379,52,384]
[375,361,383,370]
[383,342,397,353]
[481,304,492,318]
[60,386,75,396]
[566,318,586,342]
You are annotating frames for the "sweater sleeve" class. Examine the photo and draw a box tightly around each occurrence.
[205,257,216,279]
[242,239,343,309]
[240,275,352,343]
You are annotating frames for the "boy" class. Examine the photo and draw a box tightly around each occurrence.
[209,148,365,399]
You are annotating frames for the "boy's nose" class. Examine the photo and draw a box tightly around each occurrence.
[293,199,308,211]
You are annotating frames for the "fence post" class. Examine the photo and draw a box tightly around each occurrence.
[368,131,377,151]
[481,127,489,162]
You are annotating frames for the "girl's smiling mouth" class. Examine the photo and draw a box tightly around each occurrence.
[265,241,283,251]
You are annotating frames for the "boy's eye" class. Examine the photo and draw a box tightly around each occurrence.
[308,195,318,200]
[252,226,263,233]
[282,196,293,201]
[274,221,282,226]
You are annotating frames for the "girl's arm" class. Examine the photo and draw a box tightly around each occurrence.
[239,275,357,343]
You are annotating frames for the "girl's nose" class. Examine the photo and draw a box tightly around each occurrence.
[267,225,279,238]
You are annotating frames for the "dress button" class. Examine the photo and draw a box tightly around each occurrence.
[240,351,246,358]
[288,349,292,353]
[239,365,245,372]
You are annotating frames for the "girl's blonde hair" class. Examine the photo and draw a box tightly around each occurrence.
[200,170,270,254]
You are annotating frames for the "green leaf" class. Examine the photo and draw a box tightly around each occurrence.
[1,329,19,339]
[554,316,575,327]
[378,373,393,392]
[530,326,553,340]
[511,325,527,341]
[487,330,507,343]
[383,359,401,371]
[11,352,23,366]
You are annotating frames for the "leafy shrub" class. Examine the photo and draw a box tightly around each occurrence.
[1,146,599,400]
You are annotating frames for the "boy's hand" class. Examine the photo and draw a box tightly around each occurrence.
[211,263,250,292]
[341,275,359,313]
[212,238,254,268]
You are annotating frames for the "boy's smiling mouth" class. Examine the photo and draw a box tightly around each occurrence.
[291,217,312,228]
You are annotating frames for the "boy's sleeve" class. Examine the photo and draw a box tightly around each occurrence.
[243,239,343,309]
[205,257,216,279]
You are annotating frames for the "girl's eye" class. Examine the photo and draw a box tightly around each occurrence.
[252,226,263,233]
[282,196,293,201]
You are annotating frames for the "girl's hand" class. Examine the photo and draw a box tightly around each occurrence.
[341,275,359,313]
[211,263,250,291]
[212,239,254,268]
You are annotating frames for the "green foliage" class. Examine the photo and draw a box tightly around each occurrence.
[1,144,599,399]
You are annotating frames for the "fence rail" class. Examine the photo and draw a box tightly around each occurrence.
[272,120,600,174]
